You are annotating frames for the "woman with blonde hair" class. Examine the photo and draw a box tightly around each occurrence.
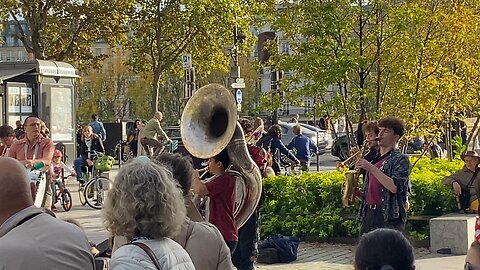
[104,160,194,269]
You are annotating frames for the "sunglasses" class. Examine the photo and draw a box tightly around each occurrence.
[465,262,480,270]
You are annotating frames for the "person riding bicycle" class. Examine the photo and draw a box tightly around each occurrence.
[141,112,172,157]
[256,125,299,175]
[74,126,105,183]
[50,149,75,211]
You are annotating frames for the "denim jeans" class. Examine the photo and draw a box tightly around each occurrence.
[51,179,64,205]
[73,157,88,182]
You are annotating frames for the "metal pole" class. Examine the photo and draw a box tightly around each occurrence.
[316,132,320,171]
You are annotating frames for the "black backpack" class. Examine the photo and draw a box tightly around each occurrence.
[259,234,300,263]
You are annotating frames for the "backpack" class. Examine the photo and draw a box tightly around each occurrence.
[259,234,300,263]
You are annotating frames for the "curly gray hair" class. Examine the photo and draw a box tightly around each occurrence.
[103,160,186,240]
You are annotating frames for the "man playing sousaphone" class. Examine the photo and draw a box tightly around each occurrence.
[443,150,480,213]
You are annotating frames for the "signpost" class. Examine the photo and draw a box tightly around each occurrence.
[231,78,245,89]
[182,54,192,70]
[234,81,243,112]
[182,54,195,99]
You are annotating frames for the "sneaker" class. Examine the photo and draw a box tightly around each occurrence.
[51,205,57,212]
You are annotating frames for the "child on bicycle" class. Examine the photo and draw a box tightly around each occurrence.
[51,149,75,211]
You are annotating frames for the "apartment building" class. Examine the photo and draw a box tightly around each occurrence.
[0,20,34,62]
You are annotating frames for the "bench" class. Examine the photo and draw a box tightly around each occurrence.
[430,213,477,255]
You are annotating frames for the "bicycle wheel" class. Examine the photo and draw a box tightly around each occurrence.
[84,177,113,210]
[79,183,87,206]
[61,190,73,211]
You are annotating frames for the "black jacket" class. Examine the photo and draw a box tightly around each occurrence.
[78,134,105,159]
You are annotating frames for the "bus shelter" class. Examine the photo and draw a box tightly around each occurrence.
[0,60,79,161]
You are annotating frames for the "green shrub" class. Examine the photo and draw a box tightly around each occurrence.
[261,157,464,240]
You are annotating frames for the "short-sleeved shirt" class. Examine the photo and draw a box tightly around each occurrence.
[8,135,54,162]
[205,173,238,242]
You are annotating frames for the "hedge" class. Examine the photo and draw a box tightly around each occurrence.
[261,158,463,241]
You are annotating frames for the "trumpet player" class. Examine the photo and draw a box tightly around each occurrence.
[356,116,411,235]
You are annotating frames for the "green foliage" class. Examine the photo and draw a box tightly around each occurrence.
[265,0,480,138]
[452,135,467,159]
[261,158,463,240]
[126,0,276,113]
[262,171,360,239]
[3,0,134,70]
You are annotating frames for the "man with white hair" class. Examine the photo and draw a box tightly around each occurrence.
[141,111,172,157]
[0,157,95,270]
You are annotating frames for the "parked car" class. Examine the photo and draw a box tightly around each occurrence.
[297,122,333,150]
[277,122,327,156]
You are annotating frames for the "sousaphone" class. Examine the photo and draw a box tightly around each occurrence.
[181,83,262,228]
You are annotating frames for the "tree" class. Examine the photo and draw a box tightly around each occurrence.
[126,0,275,114]
[266,0,480,144]
[76,51,146,123]
[3,0,133,69]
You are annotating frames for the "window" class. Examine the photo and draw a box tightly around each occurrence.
[6,36,15,47]
[18,50,24,60]
[6,51,13,61]
[305,99,312,108]
[280,41,290,54]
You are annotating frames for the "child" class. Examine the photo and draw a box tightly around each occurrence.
[51,149,76,211]
[192,150,238,254]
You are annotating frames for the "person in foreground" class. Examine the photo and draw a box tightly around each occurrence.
[112,153,234,270]
[104,159,195,269]
[0,157,94,270]
[356,116,411,235]
[355,228,415,270]
[466,241,480,270]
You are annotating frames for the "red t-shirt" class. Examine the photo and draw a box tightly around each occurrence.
[205,173,238,241]
[366,156,389,205]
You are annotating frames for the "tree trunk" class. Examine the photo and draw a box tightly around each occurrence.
[466,116,480,150]
[151,67,161,114]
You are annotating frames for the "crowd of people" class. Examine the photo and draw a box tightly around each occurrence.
[2,113,480,270]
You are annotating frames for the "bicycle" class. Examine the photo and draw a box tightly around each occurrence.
[142,139,179,157]
[114,140,134,168]
[52,176,73,211]
[78,181,87,206]
[81,151,115,210]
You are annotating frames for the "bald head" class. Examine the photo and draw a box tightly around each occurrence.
[154,111,163,121]
[0,158,34,222]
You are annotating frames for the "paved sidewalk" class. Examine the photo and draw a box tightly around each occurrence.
[256,242,465,269]
[56,168,466,270]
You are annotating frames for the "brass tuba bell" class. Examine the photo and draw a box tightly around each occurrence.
[180,83,262,228]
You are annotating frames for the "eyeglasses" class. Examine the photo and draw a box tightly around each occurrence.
[465,262,480,270]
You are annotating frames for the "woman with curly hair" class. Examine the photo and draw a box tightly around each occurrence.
[104,160,194,270]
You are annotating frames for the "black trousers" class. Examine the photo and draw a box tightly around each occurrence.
[232,209,260,270]
[360,208,405,236]
[226,241,238,255]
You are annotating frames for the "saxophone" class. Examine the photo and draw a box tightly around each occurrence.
[340,140,371,208]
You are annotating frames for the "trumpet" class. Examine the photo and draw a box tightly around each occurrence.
[336,138,379,171]
[245,125,264,145]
